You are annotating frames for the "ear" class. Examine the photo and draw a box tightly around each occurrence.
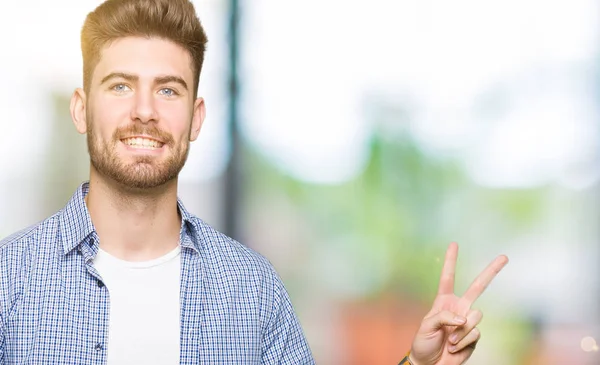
[190,97,206,142]
[70,88,88,134]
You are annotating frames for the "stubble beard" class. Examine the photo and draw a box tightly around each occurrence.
[86,114,190,190]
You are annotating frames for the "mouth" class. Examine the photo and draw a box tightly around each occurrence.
[121,137,165,150]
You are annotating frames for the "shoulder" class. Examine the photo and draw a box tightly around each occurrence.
[186,216,291,324]
[0,222,40,256]
[189,216,278,279]
[0,214,61,253]
[0,213,62,277]
[0,215,61,322]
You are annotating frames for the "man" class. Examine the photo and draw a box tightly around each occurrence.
[0,0,508,364]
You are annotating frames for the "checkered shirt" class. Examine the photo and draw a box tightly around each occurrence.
[0,182,315,364]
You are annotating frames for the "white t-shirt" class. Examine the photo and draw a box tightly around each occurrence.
[93,245,181,365]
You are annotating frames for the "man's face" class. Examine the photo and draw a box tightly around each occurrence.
[81,36,203,190]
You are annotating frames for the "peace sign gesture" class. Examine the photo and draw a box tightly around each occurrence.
[406,242,509,365]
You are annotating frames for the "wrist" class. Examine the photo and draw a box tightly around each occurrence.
[408,352,420,365]
[399,350,419,365]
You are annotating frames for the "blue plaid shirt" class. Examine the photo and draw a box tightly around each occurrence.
[0,182,314,364]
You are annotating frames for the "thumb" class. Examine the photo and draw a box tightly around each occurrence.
[420,310,466,333]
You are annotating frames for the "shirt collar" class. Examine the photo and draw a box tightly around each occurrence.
[177,196,203,254]
[59,181,202,255]
[59,182,95,255]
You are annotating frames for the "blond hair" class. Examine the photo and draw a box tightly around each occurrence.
[81,0,208,96]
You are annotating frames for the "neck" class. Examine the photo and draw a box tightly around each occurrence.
[85,169,181,262]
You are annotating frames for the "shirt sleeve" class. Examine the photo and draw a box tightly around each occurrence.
[0,314,4,365]
[260,268,315,365]
[0,243,6,365]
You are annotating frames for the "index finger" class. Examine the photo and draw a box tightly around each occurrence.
[461,254,509,305]
[437,242,459,295]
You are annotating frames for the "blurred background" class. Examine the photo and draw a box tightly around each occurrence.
[1,0,599,364]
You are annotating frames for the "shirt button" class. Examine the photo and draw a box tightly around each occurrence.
[94,343,103,351]
[97,280,104,288]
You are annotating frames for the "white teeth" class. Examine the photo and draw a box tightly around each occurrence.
[123,138,163,149]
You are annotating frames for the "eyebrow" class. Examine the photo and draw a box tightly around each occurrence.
[154,75,188,91]
[100,72,188,91]
[101,72,137,84]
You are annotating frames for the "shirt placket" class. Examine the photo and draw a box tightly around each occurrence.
[179,232,204,365]
[80,236,110,364]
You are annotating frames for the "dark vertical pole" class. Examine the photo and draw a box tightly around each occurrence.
[224,0,242,241]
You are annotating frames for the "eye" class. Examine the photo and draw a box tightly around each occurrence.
[111,84,131,93]
[159,88,178,97]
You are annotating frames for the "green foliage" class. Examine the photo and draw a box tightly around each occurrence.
[245,128,546,302]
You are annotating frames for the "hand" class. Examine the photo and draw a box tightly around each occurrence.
[408,242,508,365]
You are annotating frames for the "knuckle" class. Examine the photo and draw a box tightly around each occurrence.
[441,310,454,318]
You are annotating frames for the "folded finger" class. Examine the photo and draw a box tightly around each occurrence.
[449,327,481,353]
[448,309,483,345]
[420,310,467,334]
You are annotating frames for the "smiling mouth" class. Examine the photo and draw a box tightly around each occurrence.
[121,137,165,149]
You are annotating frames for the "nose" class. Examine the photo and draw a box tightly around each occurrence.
[130,89,158,123]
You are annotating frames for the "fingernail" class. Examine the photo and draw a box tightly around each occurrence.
[453,316,466,324]
[450,334,458,343]
[449,345,457,352]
